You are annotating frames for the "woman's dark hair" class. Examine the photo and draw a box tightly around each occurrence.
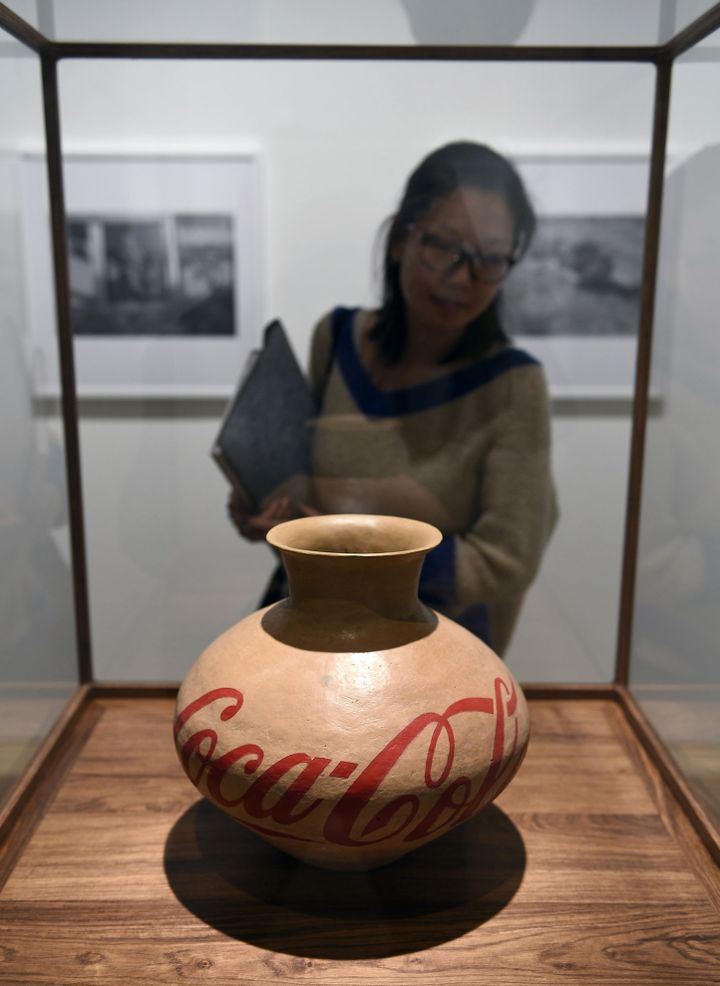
[371,141,536,364]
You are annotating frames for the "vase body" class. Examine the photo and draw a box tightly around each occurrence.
[174,514,529,870]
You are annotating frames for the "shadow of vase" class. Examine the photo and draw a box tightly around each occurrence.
[164,798,526,959]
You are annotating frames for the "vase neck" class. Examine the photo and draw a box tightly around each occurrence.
[279,550,427,621]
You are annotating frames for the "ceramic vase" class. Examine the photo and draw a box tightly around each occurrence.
[174,514,529,870]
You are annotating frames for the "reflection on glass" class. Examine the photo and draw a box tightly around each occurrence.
[630,33,720,828]
[0,32,78,809]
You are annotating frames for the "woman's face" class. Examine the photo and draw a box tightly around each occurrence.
[394,187,516,346]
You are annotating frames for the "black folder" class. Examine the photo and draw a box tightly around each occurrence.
[212,320,317,511]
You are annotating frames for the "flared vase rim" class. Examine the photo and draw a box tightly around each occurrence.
[266,513,442,559]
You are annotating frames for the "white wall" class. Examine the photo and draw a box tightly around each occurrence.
[31,0,707,46]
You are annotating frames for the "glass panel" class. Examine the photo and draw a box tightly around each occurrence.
[0,30,78,810]
[56,57,653,683]
[630,28,720,829]
[2,0,717,46]
[0,1,40,32]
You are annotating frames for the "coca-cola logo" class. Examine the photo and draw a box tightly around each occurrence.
[174,677,526,848]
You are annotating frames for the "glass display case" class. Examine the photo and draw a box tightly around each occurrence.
[1,3,718,982]
[0,21,78,821]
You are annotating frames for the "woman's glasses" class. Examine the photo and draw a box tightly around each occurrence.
[411,225,516,284]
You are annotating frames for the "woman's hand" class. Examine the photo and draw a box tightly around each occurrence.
[227,490,297,542]
[297,503,320,518]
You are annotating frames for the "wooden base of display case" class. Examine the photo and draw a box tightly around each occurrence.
[1,691,719,984]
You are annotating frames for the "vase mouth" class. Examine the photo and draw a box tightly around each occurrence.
[266,514,442,558]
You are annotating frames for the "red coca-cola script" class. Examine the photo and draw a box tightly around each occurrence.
[174,678,525,847]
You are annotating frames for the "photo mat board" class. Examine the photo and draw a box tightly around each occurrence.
[509,155,649,399]
[19,153,263,398]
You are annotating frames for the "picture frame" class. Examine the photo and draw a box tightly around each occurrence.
[19,153,263,398]
[508,154,650,399]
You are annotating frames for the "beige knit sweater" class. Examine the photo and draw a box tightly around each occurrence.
[306,307,557,655]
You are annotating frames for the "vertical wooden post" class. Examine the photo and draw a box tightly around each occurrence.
[614,59,672,685]
[40,53,94,683]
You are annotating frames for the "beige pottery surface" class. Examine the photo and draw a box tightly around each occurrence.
[174,514,529,870]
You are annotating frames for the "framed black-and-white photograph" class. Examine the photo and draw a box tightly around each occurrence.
[508,156,649,398]
[19,153,262,398]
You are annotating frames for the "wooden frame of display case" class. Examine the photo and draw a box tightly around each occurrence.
[2,1,720,943]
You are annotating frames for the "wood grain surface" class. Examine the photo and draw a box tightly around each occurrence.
[0,696,718,984]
